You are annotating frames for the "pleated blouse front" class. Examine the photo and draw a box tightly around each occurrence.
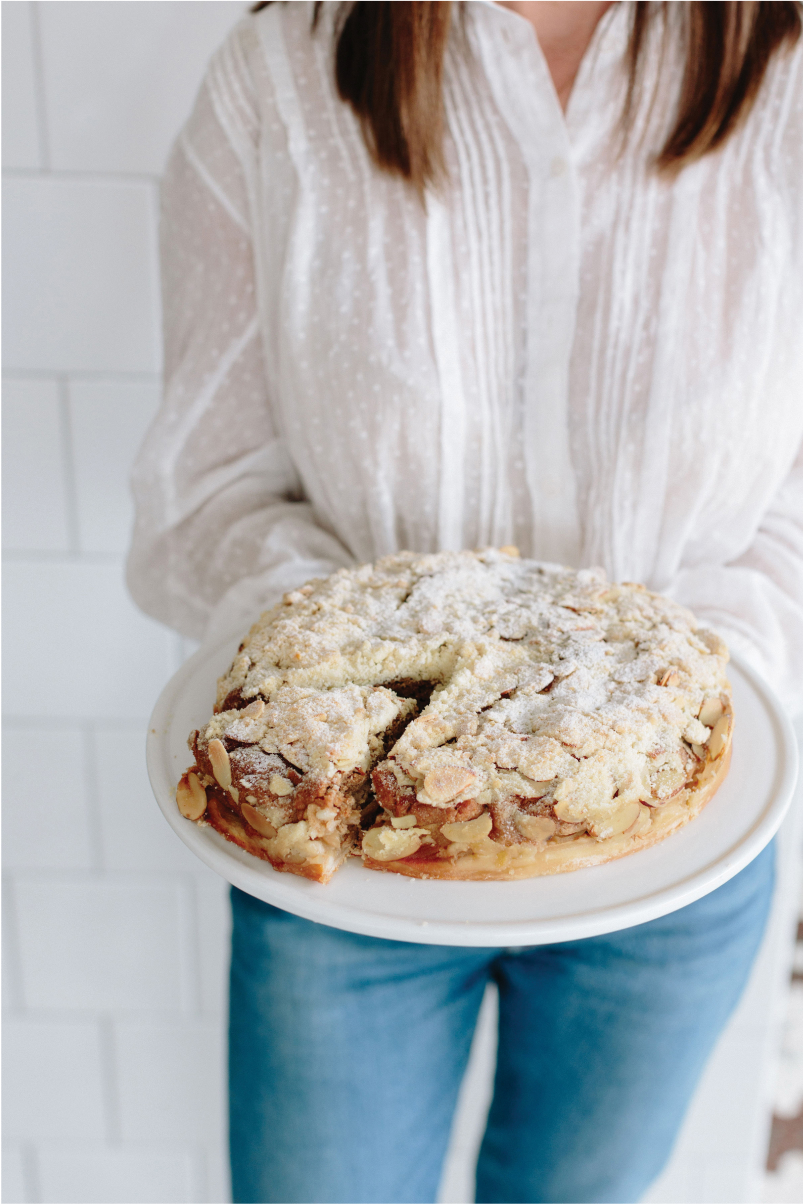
[128,1,803,711]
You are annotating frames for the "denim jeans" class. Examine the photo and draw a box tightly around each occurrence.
[229,843,774,1204]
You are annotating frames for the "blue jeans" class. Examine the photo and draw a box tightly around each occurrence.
[229,843,774,1204]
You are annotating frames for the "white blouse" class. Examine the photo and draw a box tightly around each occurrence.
[127,1,803,713]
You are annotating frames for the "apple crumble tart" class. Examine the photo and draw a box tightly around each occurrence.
[176,549,732,883]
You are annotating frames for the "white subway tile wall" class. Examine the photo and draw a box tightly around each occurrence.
[15,879,191,1012]
[2,380,71,552]
[2,4,243,1201]
[4,561,179,719]
[94,725,206,875]
[0,1147,28,1204]
[38,1,245,175]
[114,1021,225,1143]
[68,380,160,554]
[3,727,94,870]
[1,1,42,170]
[3,5,802,1204]
[2,1020,108,1142]
[3,177,161,374]
[35,1148,198,1204]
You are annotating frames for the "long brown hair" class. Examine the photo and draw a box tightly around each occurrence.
[252,2,801,190]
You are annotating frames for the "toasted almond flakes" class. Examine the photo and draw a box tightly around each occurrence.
[241,803,277,839]
[423,765,476,805]
[269,775,294,796]
[176,772,207,821]
[708,714,730,759]
[698,696,724,727]
[208,739,232,790]
[515,814,557,842]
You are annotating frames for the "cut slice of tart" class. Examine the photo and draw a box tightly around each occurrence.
[179,685,417,883]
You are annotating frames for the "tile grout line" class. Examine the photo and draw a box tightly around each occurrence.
[28,1,50,172]
[2,166,161,185]
[82,723,106,872]
[56,376,82,554]
[5,1005,225,1023]
[4,716,155,731]
[2,549,122,565]
[3,369,161,383]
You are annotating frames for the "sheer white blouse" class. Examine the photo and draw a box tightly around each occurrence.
[127,1,803,713]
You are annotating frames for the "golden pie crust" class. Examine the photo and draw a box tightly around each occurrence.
[176,550,733,884]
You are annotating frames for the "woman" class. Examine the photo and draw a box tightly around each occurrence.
[128,3,803,1201]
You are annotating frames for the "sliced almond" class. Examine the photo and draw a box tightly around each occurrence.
[441,812,493,845]
[602,801,642,837]
[658,669,679,688]
[698,696,724,728]
[390,814,418,829]
[522,780,553,798]
[499,545,520,557]
[176,771,207,821]
[556,820,586,836]
[691,743,707,760]
[423,765,476,805]
[362,826,424,861]
[707,714,730,759]
[650,761,686,800]
[241,803,277,839]
[626,804,652,837]
[554,798,584,824]
[269,775,293,797]
[514,814,556,843]
[188,772,207,813]
[240,699,265,719]
[208,739,232,790]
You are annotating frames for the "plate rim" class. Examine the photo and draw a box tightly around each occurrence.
[146,636,799,946]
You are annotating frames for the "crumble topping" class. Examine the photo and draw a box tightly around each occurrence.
[199,550,729,844]
[203,683,414,778]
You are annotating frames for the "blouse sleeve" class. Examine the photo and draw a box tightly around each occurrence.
[669,439,803,715]
[126,27,352,643]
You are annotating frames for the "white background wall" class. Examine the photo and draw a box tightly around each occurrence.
[2,5,246,1201]
[3,5,803,1204]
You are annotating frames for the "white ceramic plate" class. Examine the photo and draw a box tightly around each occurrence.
[147,636,798,947]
